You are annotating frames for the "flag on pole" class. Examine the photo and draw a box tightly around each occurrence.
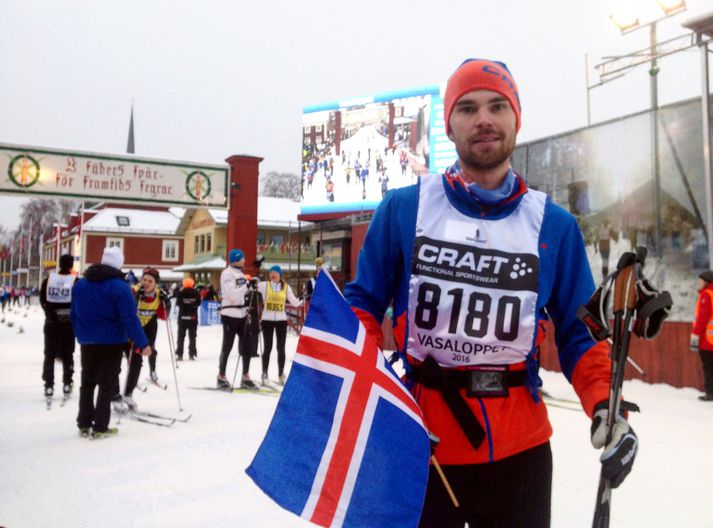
[247,271,430,527]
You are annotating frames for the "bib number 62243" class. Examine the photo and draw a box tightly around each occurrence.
[414,282,520,341]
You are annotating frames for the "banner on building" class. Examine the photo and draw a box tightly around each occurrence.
[0,143,229,208]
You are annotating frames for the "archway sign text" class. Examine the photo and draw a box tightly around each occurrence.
[0,143,228,208]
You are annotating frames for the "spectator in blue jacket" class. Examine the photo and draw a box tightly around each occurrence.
[71,246,150,439]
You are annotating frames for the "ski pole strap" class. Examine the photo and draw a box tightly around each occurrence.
[577,296,611,341]
[633,279,672,340]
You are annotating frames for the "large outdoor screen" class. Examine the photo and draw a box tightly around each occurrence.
[300,86,457,217]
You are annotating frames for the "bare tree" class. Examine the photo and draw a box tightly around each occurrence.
[260,171,301,200]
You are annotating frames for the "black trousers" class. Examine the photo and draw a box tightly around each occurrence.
[42,321,75,388]
[261,320,287,376]
[419,442,552,528]
[77,344,124,432]
[700,349,713,396]
[124,318,157,396]
[219,315,249,376]
[176,319,198,358]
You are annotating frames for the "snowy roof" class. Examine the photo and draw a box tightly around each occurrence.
[172,256,226,272]
[208,197,304,228]
[177,197,309,233]
[124,267,184,282]
[82,208,181,235]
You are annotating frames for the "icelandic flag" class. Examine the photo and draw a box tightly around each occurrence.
[247,271,430,527]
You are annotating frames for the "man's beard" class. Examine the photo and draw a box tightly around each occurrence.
[456,133,516,172]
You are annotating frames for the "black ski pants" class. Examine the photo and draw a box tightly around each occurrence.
[418,442,552,528]
[176,319,198,358]
[261,320,287,376]
[219,315,250,376]
[77,344,124,433]
[700,349,713,396]
[124,318,157,396]
[42,321,75,388]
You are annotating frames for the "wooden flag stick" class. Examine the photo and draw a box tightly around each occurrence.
[431,455,459,508]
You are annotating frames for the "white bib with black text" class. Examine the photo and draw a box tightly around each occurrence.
[407,174,546,367]
[46,272,74,304]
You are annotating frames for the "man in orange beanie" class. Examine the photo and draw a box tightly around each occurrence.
[344,58,635,527]
[175,276,202,360]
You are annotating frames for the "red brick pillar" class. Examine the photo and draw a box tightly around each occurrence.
[225,154,263,277]
[388,102,396,148]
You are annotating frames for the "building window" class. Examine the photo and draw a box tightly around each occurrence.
[194,235,199,253]
[271,234,284,246]
[163,240,179,262]
[116,216,130,227]
[107,238,123,252]
[206,233,212,252]
[199,234,206,253]
[257,232,266,245]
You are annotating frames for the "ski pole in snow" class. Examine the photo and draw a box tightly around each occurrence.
[231,352,242,389]
[578,247,672,528]
[164,313,184,412]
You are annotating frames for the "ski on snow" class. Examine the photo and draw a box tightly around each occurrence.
[188,385,281,397]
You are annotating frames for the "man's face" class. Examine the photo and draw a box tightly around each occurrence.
[269,271,280,282]
[447,89,517,173]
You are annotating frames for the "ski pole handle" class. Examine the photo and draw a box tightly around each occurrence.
[613,265,636,313]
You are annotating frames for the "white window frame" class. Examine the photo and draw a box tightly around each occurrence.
[106,237,124,252]
[163,239,179,262]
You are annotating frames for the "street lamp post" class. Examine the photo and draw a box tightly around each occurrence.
[591,0,689,283]
[682,11,713,268]
[649,21,663,263]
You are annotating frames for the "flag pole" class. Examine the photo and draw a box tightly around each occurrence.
[430,455,459,508]
[27,217,33,287]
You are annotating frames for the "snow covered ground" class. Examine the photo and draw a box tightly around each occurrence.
[1,303,711,527]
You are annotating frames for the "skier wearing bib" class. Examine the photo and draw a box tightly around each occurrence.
[344,59,638,527]
[40,254,77,398]
[256,265,302,385]
[122,267,168,409]
[217,248,257,389]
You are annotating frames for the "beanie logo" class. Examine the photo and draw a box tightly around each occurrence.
[482,65,520,110]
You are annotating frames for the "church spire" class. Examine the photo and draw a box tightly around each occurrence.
[127,101,135,154]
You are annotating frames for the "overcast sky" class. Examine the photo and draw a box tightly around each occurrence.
[0,0,710,232]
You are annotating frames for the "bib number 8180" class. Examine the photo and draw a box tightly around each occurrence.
[415,282,520,341]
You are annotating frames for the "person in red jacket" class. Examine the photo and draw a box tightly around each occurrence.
[691,270,713,401]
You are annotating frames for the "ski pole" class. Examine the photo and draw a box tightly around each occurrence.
[164,315,184,412]
[231,347,242,389]
[592,253,638,528]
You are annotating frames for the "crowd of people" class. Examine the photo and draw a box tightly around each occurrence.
[1,285,35,310]
[32,244,311,439]
[301,124,419,206]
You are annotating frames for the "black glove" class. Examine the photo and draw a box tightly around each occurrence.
[590,401,638,488]
[249,277,259,288]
